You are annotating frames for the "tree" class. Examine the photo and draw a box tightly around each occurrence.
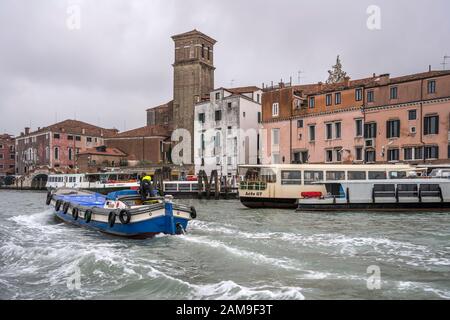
[326,55,348,84]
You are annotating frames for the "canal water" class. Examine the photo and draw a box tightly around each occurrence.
[0,190,449,300]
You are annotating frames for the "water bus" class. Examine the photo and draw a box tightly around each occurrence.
[46,172,139,194]
[238,164,416,209]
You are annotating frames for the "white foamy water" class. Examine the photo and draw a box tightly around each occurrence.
[0,191,449,300]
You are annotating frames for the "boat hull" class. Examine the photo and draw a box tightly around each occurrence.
[240,197,297,209]
[53,207,190,239]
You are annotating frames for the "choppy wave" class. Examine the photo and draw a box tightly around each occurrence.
[189,220,450,268]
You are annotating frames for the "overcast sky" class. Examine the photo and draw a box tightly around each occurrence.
[1,0,449,136]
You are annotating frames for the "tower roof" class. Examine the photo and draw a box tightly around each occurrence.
[171,29,217,44]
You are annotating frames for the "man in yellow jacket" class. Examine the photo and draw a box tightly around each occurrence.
[140,173,154,200]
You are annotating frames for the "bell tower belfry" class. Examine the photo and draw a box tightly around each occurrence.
[172,29,216,163]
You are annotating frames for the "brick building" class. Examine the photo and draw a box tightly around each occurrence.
[14,120,118,175]
[261,70,450,165]
[144,29,217,164]
[104,125,171,166]
[0,134,15,176]
[77,146,127,172]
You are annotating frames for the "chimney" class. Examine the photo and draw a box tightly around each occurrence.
[372,73,376,78]
[379,73,390,85]
[428,65,432,72]
[318,81,323,91]
[25,127,30,135]
[344,76,351,87]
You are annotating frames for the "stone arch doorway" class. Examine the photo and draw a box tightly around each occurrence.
[31,174,48,189]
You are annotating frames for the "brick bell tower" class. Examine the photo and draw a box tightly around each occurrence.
[171,29,216,163]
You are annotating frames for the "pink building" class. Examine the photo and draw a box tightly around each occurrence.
[14,120,118,175]
[0,134,15,176]
[261,70,450,165]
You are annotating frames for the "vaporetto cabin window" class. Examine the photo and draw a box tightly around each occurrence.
[281,171,302,185]
[304,171,324,185]
[348,171,366,180]
[326,171,345,181]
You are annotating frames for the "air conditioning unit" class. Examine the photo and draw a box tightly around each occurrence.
[365,139,376,148]
[410,126,417,134]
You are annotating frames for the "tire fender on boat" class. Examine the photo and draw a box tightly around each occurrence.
[46,192,52,206]
[190,206,197,219]
[63,202,70,214]
[84,210,93,223]
[108,211,116,228]
[72,207,79,221]
[55,200,62,212]
[119,210,131,225]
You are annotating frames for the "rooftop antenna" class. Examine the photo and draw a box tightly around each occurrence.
[297,70,305,84]
[441,55,450,70]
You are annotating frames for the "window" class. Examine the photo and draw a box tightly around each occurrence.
[198,113,205,123]
[348,171,366,180]
[425,146,439,159]
[256,94,260,103]
[243,112,246,118]
[386,120,400,138]
[201,44,205,58]
[387,149,399,162]
[272,153,281,164]
[424,115,439,135]
[355,147,363,161]
[215,92,220,100]
[407,110,417,121]
[326,94,332,106]
[390,86,398,99]
[54,147,59,160]
[75,136,81,141]
[326,171,345,181]
[309,97,315,108]
[281,171,302,185]
[335,92,341,105]
[335,149,342,162]
[10,154,14,160]
[326,123,333,140]
[53,133,60,139]
[215,110,222,121]
[257,112,262,123]
[227,102,232,109]
[272,103,279,117]
[309,125,316,142]
[68,148,73,161]
[364,123,377,138]
[367,90,374,103]
[368,171,387,180]
[415,147,423,160]
[448,145,450,159]
[0,144,3,149]
[365,150,376,163]
[293,151,308,164]
[355,88,363,101]
[68,135,74,140]
[86,137,92,143]
[0,154,3,159]
[335,122,341,139]
[272,129,280,146]
[297,120,303,128]
[326,150,333,162]
[355,119,363,137]
[304,171,324,185]
[404,148,413,161]
[427,80,436,94]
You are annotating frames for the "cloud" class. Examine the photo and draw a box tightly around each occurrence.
[0,0,449,135]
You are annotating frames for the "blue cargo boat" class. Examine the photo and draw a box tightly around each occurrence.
[45,189,197,239]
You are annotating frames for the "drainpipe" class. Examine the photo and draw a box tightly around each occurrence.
[362,87,367,164]
[420,79,425,164]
